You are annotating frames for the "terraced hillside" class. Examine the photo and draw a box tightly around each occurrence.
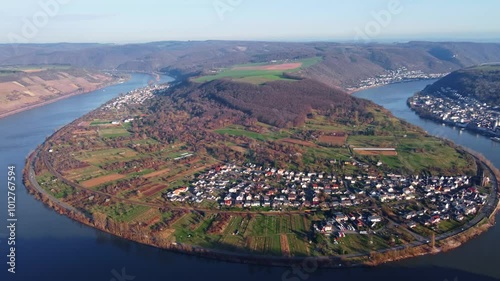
[0,65,123,117]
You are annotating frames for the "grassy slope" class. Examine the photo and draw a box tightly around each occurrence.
[194,57,322,84]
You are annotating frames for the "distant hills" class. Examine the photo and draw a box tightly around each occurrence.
[3,41,500,89]
[422,64,500,105]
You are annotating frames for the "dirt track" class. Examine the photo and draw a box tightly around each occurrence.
[280,234,291,257]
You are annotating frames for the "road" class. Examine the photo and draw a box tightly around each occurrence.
[27,157,80,214]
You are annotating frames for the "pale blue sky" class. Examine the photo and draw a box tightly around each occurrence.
[2,0,500,43]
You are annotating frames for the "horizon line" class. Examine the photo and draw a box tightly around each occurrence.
[2,37,500,46]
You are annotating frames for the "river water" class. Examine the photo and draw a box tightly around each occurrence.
[1,77,499,281]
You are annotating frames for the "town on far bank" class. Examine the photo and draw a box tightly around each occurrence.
[409,89,500,139]
[408,64,500,141]
[348,67,446,91]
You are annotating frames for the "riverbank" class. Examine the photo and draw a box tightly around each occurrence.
[0,75,130,120]
[346,78,439,95]
[408,99,500,139]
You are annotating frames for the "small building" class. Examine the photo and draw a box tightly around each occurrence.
[368,215,382,223]
[407,221,417,229]
[173,187,189,196]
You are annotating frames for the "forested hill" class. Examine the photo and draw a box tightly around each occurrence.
[164,79,373,128]
[422,64,500,105]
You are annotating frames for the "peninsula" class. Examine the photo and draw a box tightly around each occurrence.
[23,59,500,267]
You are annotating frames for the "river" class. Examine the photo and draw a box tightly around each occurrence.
[1,78,499,281]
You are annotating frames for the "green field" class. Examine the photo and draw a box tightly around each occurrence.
[92,203,150,222]
[63,165,108,182]
[348,135,397,147]
[328,234,390,256]
[287,234,309,256]
[99,127,131,138]
[36,173,76,199]
[194,57,322,84]
[76,148,138,165]
[90,120,112,125]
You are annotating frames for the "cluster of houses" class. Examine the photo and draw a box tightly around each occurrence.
[314,174,488,237]
[314,212,384,237]
[410,89,500,137]
[396,178,487,228]
[103,83,169,111]
[164,163,488,233]
[351,67,446,90]
[166,163,369,208]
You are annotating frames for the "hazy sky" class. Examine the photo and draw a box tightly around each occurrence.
[2,0,500,43]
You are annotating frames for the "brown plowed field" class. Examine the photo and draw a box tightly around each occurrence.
[143,168,171,179]
[318,135,347,145]
[81,174,125,188]
[280,234,291,257]
[139,183,169,197]
[355,150,398,156]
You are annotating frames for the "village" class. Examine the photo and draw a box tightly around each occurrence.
[103,83,170,111]
[351,67,446,90]
[409,89,500,137]
[165,162,490,237]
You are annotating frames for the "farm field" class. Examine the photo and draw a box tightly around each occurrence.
[194,57,322,84]
[91,202,151,223]
[62,166,107,182]
[81,174,125,188]
[99,126,131,138]
[353,148,398,156]
[75,148,138,165]
[318,134,347,146]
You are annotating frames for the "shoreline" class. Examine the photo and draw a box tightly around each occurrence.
[346,78,438,95]
[408,101,500,139]
[0,76,130,120]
